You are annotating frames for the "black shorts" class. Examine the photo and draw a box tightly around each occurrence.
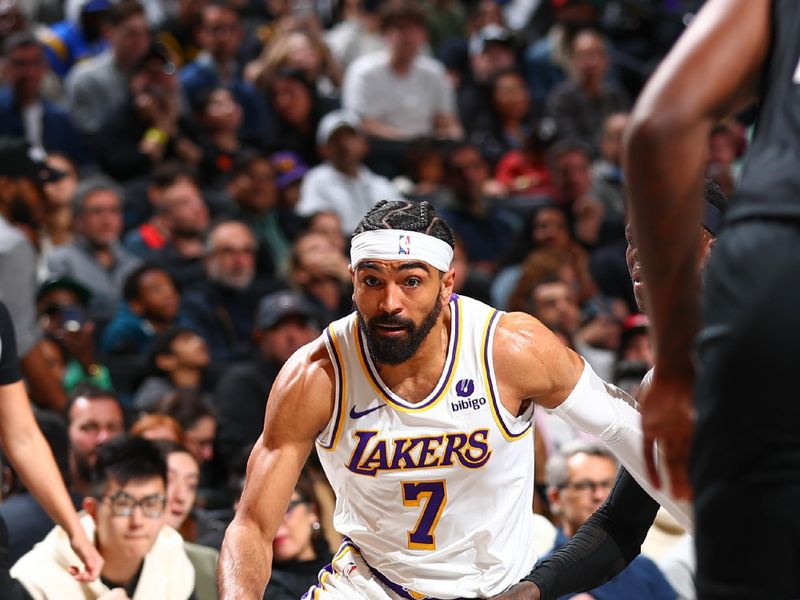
[692,219,800,599]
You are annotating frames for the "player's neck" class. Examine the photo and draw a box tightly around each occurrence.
[376,308,451,403]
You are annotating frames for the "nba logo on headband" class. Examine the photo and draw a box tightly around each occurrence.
[398,234,411,255]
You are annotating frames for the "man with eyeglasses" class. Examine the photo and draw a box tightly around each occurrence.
[12,434,196,599]
[543,441,675,600]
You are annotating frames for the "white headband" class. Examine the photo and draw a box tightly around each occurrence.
[350,229,454,272]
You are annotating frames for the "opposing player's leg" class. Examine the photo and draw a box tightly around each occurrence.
[693,221,800,599]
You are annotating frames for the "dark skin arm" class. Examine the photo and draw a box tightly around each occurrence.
[20,341,67,411]
[624,0,770,499]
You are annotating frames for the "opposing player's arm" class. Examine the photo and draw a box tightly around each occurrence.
[625,0,770,376]
[218,339,335,600]
[494,468,660,600]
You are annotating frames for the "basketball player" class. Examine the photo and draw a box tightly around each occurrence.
[625,0,800,597]
[218,200,649,600]
[494,179,726,600]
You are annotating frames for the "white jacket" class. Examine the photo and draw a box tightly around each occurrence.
[11,513,195,599]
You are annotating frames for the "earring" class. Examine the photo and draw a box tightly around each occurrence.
[312,521,321,531]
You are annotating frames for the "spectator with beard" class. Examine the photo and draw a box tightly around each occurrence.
[66,383,126,499]
[213,290,320,471]
[46,174,142,327]
[183,219,277,365]
[123,163,210,290]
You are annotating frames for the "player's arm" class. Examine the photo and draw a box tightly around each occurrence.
[492,468,659,600]
[217,339,335,600]
[624,0,771,497]
[496,313,688,522]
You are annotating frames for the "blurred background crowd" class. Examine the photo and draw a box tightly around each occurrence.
[0,0,747,597]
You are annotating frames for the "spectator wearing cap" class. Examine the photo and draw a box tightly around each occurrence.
[11,435,196,599]
[36,276,114,393]
[65,0,151,146]
[342,0,462,176]
[546,28,630,157]
[213,290,320,470]
[270,149,309,211]
[296,109,398,234]
[95,42,202,182]
[224,150,303,282]
[182,219,278,365]
[46,174,142,327]
[0,32,85,164]
[179,0,265,139]
[0,137,69,410]
[36,0,111,79]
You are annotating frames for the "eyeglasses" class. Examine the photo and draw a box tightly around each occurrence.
[561,479,615,494]
[102,491,167,518]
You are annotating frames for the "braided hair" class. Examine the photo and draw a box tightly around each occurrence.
[352,200,455,249]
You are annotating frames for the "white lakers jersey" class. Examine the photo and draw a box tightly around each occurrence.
[316,295,536,599]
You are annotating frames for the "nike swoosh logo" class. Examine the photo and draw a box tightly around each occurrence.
[349,404,387,419]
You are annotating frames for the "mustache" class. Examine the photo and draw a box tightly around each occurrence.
[369,314,414,328]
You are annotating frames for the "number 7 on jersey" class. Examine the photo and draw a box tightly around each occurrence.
[401,481,447,550]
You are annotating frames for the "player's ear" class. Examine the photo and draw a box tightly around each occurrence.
[440,268,455,298]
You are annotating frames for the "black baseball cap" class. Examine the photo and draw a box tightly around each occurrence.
[36,276,92,305]
[256,291,317,330]
[0,138,65,184]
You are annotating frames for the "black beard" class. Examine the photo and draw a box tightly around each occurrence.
[358,294,443,366]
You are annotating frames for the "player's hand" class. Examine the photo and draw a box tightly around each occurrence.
[639,370,695,500]
[68,532,104,582]
[486,581,540,600]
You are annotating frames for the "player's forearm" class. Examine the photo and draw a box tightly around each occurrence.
[218,517,273,600]
[545,361,694,530]
[624,102,708,377]
[526,469,658,600]
[0,382,82,535]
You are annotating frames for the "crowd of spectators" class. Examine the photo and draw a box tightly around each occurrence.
[0,0,743,598]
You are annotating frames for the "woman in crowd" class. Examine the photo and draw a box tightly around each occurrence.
[265,468,334,600]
